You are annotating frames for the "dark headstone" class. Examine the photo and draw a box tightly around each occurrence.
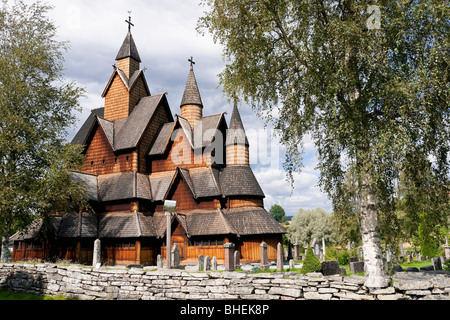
[321,260,340,276]
[406,267,419,272]
[390,265,403,275]
[431,257,442,271]
[348,256,358,264]
[349,261,365,274]
[420,265,434,271]
[339,267,347,276]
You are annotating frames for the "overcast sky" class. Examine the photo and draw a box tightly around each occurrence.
[43,0,332,215]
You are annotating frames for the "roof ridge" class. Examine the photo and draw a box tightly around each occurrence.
[216,207,238,236]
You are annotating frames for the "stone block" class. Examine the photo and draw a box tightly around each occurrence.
[349,261,364,274]
[320,260,340,276]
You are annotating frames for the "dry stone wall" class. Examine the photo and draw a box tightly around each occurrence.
[0,263,449,300]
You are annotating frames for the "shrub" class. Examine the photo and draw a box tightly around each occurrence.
[300,246,322,274]
[337,250,350,265]
[324,247,338,261]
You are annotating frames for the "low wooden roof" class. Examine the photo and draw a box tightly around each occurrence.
[10,206,285,242]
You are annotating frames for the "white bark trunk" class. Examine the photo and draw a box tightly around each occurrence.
[360,174,390,288]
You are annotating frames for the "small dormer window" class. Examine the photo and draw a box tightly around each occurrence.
[90,161,94,166]
[114,157,117,163]
[126,156,129,162]
[102,159,105,165]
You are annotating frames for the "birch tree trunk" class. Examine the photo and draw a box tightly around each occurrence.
[360,173,390,288]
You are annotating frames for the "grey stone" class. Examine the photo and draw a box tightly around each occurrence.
[156,254,163,269]
[260,242,269,271]
[406,267,419,272]
[234,251,240,270]
[431,257,442,271]
[212,256,218,271]
[204,256,211,271]
[321,260,340,276]
[349,261,364,274]
[198,254,204,271]
[171,243,180,268]
[420,265,434,271]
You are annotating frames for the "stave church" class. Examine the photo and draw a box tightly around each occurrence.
[10,20,286,266]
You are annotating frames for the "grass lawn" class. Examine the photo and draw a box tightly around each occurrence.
[0,289,72,300]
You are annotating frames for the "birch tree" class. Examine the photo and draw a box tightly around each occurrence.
[199,0,449,287]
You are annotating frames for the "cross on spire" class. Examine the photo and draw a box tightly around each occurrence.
[188,56,195,67]
[125,11,134,32]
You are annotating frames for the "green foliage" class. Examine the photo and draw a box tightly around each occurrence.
[0,1,87,246]
[199,0,450,277]
[417,215,440,258]
[288,207,333,247]
[324,246,338,261]
[269,204,286,222]
[300,246,322,274]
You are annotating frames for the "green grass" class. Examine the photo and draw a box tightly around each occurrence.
[399,260,434,270]
[0,289,73,300]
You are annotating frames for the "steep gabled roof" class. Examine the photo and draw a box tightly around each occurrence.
[115,31,141,62]
[71,107,104,146]
[114,93,171,150]
[73,93,172,153]
[101,68,150,98]
[193,112,227,148]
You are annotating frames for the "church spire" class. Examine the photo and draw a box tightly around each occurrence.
[115,12,141,78]
[180,57,203,127]
[226,100,249,166]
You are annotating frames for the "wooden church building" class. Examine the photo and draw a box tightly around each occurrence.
[10,23,286,266]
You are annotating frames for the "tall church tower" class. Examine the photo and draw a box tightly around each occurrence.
[102,16,150,121]
[180,57,203,128]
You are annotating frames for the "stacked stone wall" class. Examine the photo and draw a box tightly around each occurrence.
[0,263,449,300]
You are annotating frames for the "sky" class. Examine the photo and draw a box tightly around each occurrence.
[42,0,332,215]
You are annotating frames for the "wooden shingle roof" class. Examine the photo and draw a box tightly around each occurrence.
[180,65,202,107]
[115,31,141,62]
[219,166,265,197]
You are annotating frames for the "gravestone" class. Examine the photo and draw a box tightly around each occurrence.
[234,250,241,270]
[350,261,365,274]
[444,245,450,260]
[171,243,180,268]
[204,255,211,271]
[198,254,205,271]
[224,243,235,271]
[314,241,320,258]
[212,256,218,271]
[358,247,363,260]
[157,254,163,268]
[289,259,295,269]
[322,237,326,257]
[293,242,299,260]
[92,239,101,268]
[431,257,442,271]
[321,260,340,276]
[347,241,351,251]
[277,243,283,272]
[348,256,358,264]
[420,265,434,271]
[406,267,419,272]
[260,242,270,271]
